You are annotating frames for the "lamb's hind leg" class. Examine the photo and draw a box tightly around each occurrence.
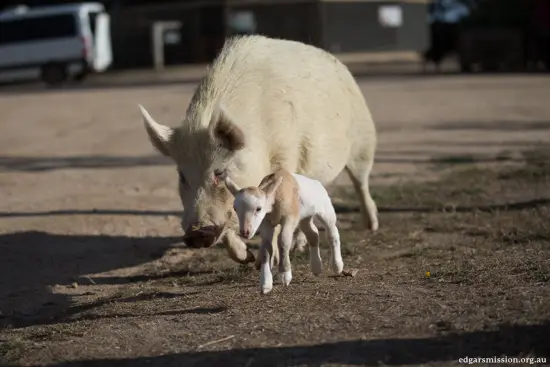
[345,160,379,231]
[299,217,323,276]
[278,219,299,286]
[292,229,307,253]
[317,210,344,275]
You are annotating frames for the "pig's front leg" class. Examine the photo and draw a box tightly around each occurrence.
[223,230,255,264]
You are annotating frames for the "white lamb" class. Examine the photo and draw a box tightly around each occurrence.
[224,168,344,294]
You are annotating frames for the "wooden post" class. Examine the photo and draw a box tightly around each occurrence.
[151,21,182,71]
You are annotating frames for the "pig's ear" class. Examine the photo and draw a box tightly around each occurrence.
[264,176,283,206]
[138,104,175,157]
[209,104,245,152]
[224,176,241,196]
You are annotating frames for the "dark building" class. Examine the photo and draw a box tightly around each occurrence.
[113,0,429,69]
[320,0,429,54]
[1,0,430,69]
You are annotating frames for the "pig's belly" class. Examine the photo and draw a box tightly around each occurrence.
[292,143,350,186]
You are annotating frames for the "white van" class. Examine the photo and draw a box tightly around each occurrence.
[0,2,112,86]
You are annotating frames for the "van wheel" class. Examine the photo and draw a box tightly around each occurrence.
[41,64,67,86]
[73,71,88,83]
[460,62,472,73]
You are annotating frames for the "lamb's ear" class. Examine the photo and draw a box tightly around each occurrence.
[138,104,175,157]
[264,176,283,206]
[224,176,241,197]
[209,104,245,152]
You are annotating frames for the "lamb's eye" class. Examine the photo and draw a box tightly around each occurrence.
[178,170,185,184]
[256,207,262,212]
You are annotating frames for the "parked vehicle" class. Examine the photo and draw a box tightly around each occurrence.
[0,2,112,86]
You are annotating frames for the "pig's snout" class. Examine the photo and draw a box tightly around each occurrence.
[183,224,219,248]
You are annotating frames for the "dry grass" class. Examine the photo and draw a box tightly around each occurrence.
[1,149,549,367]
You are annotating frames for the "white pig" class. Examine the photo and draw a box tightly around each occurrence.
[138,34,378,265]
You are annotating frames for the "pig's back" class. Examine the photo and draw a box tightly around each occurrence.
[193,35,375,184]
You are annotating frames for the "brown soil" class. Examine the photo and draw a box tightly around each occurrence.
[0,73,549,367]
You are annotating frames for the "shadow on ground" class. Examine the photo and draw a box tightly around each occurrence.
[22,292,227,327]
[41,321,550,367]
[0,231,183,329]
[0,72,203,95]
[0,143,540,173]
[431,120,550,132]
[0,209,182,218]
[0,64,547,97]
[0,155,171,172]
[1,198,549,219]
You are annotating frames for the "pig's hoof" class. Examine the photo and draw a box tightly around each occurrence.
[238,250,255,264]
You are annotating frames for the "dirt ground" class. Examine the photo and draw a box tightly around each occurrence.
[0,72,549,367]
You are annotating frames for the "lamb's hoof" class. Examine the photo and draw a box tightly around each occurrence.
[310,259,323,276]
[279,271,292,286]
[369,220,379,232]
[330,257,344,275]
[260,284,273,295]
[260,273,273,294]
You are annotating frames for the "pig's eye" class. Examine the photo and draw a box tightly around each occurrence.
[178,170,186,184]
[256,207,262,213]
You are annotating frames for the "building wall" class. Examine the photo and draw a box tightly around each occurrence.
[227,1,321,47]
[321,1,428,53]
[322,1,396,53]
[397,2,429,52]
[108,1,321,69]
[107,0,427,69]
[110,11,154,69]
[109,2,224,69]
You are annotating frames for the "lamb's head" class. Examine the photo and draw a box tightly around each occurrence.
[225,175,283,240]
[138,103,246,248]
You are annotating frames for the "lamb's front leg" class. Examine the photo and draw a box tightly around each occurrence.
[278,220,298,286]
[259,223,276,295]
[255,223,281,270]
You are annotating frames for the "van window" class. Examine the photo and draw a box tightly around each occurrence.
[88,11,99,37]
[0,13,77,45]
